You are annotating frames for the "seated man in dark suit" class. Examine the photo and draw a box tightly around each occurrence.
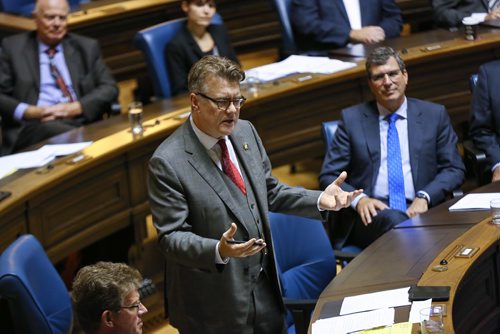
[432,0,500,28]
[469,60,500,183]
[320,46,465,250]
[0,0,118,155]
[291,0,402,51]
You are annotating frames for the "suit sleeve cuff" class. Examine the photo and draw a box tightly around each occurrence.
[14,103,29,122]
[492,162,500,173]
[215,241,229,264]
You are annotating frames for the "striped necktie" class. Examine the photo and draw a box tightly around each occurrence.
[46,47,75,102]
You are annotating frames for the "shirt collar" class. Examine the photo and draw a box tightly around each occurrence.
[189,116,225,150]
[38,41,63,55]
[377,97,408,120]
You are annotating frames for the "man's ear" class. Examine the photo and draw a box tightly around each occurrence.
[190,93,200,112]
[101,310,114,327]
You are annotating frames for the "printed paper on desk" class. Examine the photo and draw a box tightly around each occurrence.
[245,55,356,82]
[340,287,411,315]
[448,193,500,211]
[312,307,394,334]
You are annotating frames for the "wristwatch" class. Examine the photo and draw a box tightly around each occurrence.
[416,191,429,204]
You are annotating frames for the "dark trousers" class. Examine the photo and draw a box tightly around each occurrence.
[245,271,286,334]
[348,208,409,249]
[13,120,80,152]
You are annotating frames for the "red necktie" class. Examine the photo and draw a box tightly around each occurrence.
[218,139,246,195]
[46,47,75,102]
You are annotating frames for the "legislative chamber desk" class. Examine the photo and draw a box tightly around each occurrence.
[310,181,500,333]
[1,27,500,288]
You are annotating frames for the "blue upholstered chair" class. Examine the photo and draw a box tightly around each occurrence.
[269,212,337,334]
[133,13,222,99]
[0,234,73,334]
[0,0,88,16]
[271,0,297,58]
[0,0,36,16]
[321,121,362,267]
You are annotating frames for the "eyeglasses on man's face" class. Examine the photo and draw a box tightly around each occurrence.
[195,92,246,111]
[120,301,145,314]
[370,69,402,83]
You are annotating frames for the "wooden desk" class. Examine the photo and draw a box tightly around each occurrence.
[310,181,500,333]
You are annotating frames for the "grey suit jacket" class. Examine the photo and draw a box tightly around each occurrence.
[148,119,322,333]
[0,31,118,153]
[319,98,465,246]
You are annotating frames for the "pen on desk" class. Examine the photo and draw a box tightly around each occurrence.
[297,75,313,82]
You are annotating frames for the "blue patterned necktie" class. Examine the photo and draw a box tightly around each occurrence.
[387,113,406,211]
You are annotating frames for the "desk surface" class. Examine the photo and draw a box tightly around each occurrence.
[310,181,500,333]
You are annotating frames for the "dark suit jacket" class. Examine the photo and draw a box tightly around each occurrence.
[165,23,239,96]
[432,0,489,28]
[291,0,402,50]
[469,60,500,171]
[319,98,465,246]
[148,119,322,333]
[0,31,118,154]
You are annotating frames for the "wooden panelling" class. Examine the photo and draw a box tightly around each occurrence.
[27,157,130,262]
[0,204,27,253]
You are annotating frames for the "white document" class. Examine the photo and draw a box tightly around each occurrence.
[0,142,92,171]
[408,299,432,323]
[448,193,500,211]
[340,287,411,315]
[312,308,395,334]
[245,55,356,82]
[0,165,17,180]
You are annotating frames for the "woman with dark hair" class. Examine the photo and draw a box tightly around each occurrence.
[165,0,239,96]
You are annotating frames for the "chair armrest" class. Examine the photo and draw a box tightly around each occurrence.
[283,298,317,334]
[463,140,486,163]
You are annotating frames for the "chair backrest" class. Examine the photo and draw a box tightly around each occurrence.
[0,0,88,16]
[0,0,35,16]
[269,212,336,330]
[321,120,339,152]
[133,13,222,99]
[271,0,297,58]
[0,234,73,334]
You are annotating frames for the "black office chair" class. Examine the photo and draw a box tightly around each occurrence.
[269,212,337,334]
[464,73,490,186]
[321,121,362,267]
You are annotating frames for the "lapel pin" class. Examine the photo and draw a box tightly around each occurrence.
[243,143,249,150]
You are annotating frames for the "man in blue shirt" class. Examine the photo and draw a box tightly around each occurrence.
[0,0,118,154]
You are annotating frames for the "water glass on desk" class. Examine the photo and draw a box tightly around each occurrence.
[128,102,144,136]
[490,198,500,225]
[420,306,444,333]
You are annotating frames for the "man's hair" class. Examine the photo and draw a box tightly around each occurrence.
[365,46,406,78]
[72,262,142,334]
[188,56,245,93]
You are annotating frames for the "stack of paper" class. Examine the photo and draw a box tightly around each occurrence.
[448,193,500,211]
[0,142,92,180]
[312,287,412,334]
[244,55,357,82]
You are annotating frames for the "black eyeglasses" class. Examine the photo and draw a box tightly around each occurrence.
[120,301,144,313]
[370,69,402,83]
[195,92,246,111]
